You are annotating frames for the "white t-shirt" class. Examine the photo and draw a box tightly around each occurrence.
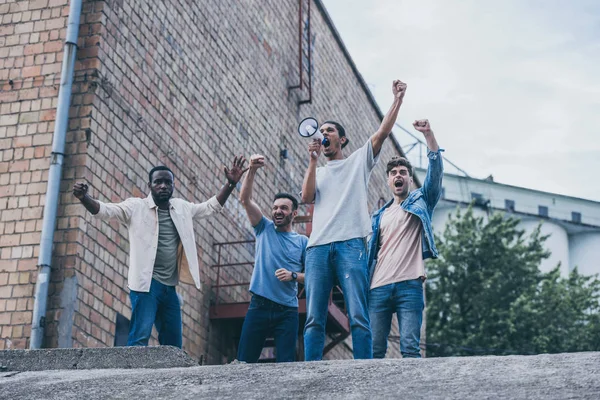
[307,139,379,247]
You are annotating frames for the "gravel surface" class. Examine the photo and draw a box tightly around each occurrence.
[1,351,599,399]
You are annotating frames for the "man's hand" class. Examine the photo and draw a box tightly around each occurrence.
[72,182,100,214]
[224,156,249,184]
[249,154,265,171]
[371,79,407,158]
[275,268,293,282]
[413,119,433,135]
[392,80,407,102]
[414,119,439,152]
[308,139,321,160]
[73,182,89,200]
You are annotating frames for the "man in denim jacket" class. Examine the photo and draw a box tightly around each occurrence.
[366,119,443,358]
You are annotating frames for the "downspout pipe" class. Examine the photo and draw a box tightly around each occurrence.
[30,0,82,349]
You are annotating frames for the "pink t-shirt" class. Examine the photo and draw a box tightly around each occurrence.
[370,203,425,290]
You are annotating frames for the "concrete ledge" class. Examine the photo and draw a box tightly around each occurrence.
[1,352,599,399]
[0,346,197,372]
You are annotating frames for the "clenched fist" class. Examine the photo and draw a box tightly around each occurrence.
[392,80,407,101]
[249,154,265,170]
[72,182,89,200]
[413,119,433,135]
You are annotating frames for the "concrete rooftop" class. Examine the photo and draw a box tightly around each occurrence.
[1,348,599,399]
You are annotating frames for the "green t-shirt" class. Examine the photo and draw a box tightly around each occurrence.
[152,208,180,286]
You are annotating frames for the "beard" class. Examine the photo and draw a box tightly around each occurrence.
[153,189,173,203]
[273,213,293,227]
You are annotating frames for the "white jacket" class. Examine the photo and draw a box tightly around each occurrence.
[94,193,222,292]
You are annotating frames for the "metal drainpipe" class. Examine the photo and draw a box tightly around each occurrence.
[30,0,82,349]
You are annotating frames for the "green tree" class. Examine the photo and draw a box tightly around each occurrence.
[508,266,600,354]
[426,206,600,356]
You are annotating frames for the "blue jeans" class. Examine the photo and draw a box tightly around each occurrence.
[304,238,372,360]
[237,295,299,363]
[127,279,182,348]
[369,278,424,358]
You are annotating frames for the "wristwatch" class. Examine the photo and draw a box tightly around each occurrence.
[291,272,298,281]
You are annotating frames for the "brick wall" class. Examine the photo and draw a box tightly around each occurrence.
[0,0,103,349]
[1,0,404,361]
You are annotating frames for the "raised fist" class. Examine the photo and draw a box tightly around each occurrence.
[72,182,89,200]
[249,154,265,170]
[413,119,433,134]
[392,80,407,101]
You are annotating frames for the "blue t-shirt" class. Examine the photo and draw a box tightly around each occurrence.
[249,217,308,307]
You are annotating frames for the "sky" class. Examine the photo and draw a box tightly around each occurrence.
[322,0,600,201]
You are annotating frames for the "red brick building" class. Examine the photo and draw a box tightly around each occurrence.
[0,0,406,362]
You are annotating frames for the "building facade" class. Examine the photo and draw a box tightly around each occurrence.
[0,0,408,361]
[415,168,600,277]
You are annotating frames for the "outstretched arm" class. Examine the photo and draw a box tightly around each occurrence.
[371,80,407,157]
[73,183,134,223]
[216,156,249,206]
[73,183,100,215]
[300,139,321,204]
[239,154,265,227]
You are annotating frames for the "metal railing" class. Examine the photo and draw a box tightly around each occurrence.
[211,240,256,308]
[210,238,347,318]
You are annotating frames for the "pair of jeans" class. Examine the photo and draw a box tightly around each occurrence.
[237,295,299,363]
[127,279,182,348]
[369,278,424,358]
[304,238,372,360]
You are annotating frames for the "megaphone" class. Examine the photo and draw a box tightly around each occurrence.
[298,117,330,157]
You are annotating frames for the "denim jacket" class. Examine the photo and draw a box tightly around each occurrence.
[367,149,445,283]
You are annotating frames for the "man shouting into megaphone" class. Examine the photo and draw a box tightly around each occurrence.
[300,79,407,361]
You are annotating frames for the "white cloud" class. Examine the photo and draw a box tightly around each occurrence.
[322,0,600,201]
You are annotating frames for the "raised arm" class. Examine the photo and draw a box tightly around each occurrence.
[371,80,407,157]
[300,140,321,203]
[413,119,443,208]
[239,154,265,227]
[216,156,248,206]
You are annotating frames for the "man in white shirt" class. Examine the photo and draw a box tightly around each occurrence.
[300,80,407,360]
[72,157,248,347]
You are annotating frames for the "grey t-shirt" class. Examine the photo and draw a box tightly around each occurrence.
[307,139,379,248]
[152,208,180,286]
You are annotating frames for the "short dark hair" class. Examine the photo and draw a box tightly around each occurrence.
[323,120,350,148]
[148,166,174,183]
[274,192,299,210]
[386,157,413,176]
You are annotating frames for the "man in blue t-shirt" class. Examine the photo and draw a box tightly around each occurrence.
[237,154,309,363]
